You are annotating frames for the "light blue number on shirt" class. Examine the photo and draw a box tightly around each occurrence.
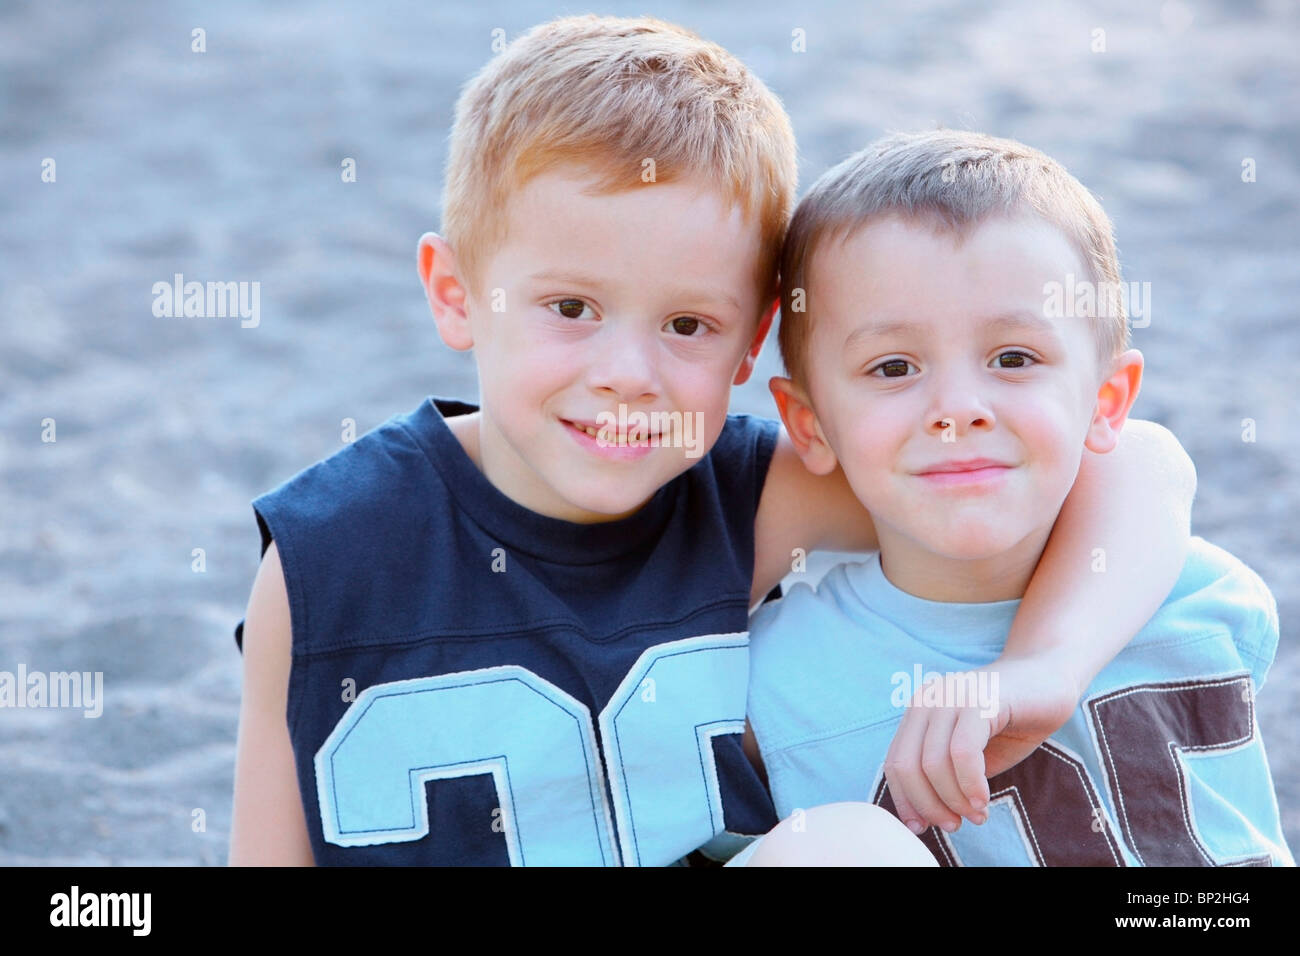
[315,665,618,865]
[600,633,749,866]
[315,633,750,866]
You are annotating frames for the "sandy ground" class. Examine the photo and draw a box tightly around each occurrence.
[1,0,1297,864]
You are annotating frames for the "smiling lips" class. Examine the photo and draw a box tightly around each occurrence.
[562,418,663,443]
[561,417,661,460]
[914,458,1013,488]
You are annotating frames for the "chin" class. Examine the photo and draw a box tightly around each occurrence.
[558,481,657,520]
[923,523,1025,563]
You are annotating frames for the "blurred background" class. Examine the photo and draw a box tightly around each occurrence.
[1,0,1296,863]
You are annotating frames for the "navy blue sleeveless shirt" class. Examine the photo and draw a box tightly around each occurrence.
[234,397,780,865]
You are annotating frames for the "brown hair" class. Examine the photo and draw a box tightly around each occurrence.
[442,15,798,305]
[779,129,1128,385]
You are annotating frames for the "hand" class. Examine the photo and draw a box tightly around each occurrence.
[881,654,1080,835]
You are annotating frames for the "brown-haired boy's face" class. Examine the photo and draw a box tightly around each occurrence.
[451,167,773,522]
[796,213,1123,587]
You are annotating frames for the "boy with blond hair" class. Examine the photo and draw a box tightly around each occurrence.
[230,18,1198,866]
[742,130,1292,866]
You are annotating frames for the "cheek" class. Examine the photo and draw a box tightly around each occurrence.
[664,358,731,413]
[503,332,589,389]
[839,393,911,450]
[826,401,902,482]
[1010,394,1087,477]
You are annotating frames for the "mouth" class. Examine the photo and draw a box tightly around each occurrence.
[560,417,661,459]
[913,459,1014,488]
[561,418,664,445]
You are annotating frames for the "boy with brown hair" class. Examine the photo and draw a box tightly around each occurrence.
[742,130,1291,866]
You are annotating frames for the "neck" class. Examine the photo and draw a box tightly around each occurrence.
[875,526,1053,603]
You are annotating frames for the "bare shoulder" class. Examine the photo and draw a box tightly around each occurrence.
[245,540,291,648]
[229,541,315,866]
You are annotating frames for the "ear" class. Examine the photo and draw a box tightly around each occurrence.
[732,293,780,386]
[417,232,473,351]
[769,375,839,475]
[1085,349,1144,454]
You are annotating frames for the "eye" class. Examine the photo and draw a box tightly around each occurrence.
[667,315,707,337]
[549,298,592,320]
[991,350,1035,369]
[868,358,917,378]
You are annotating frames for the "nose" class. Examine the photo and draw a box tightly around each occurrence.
[585,322,661,403]
[924,369,996,439]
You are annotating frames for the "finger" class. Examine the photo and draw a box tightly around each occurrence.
[949,709,991,822]
[890,736,959,836]
[883,707,931,835]
[887,780,927,838]
[918,707,966,831]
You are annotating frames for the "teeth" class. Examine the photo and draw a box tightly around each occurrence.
[569,420,661,445]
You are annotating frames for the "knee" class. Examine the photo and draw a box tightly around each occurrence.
[746,802,938,867]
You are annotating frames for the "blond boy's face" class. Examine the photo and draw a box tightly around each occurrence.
[461,168,769,522]
[801,213,1109,566]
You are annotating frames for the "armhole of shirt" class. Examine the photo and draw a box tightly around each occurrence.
[249,497,310,735]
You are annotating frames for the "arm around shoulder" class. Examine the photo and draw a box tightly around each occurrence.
[751,429,878,605]
[229,541,316,866]
[1123,418,1198,504]
[1008,416,1197,684]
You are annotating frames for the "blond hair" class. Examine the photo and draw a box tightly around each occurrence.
[779,129,1128,386]
[442,15,798,304]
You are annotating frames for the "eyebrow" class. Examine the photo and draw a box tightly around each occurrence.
[843,311,1063,349]
[527,269,741,313]
[982,312,1064,336]
[528,268,609,288]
